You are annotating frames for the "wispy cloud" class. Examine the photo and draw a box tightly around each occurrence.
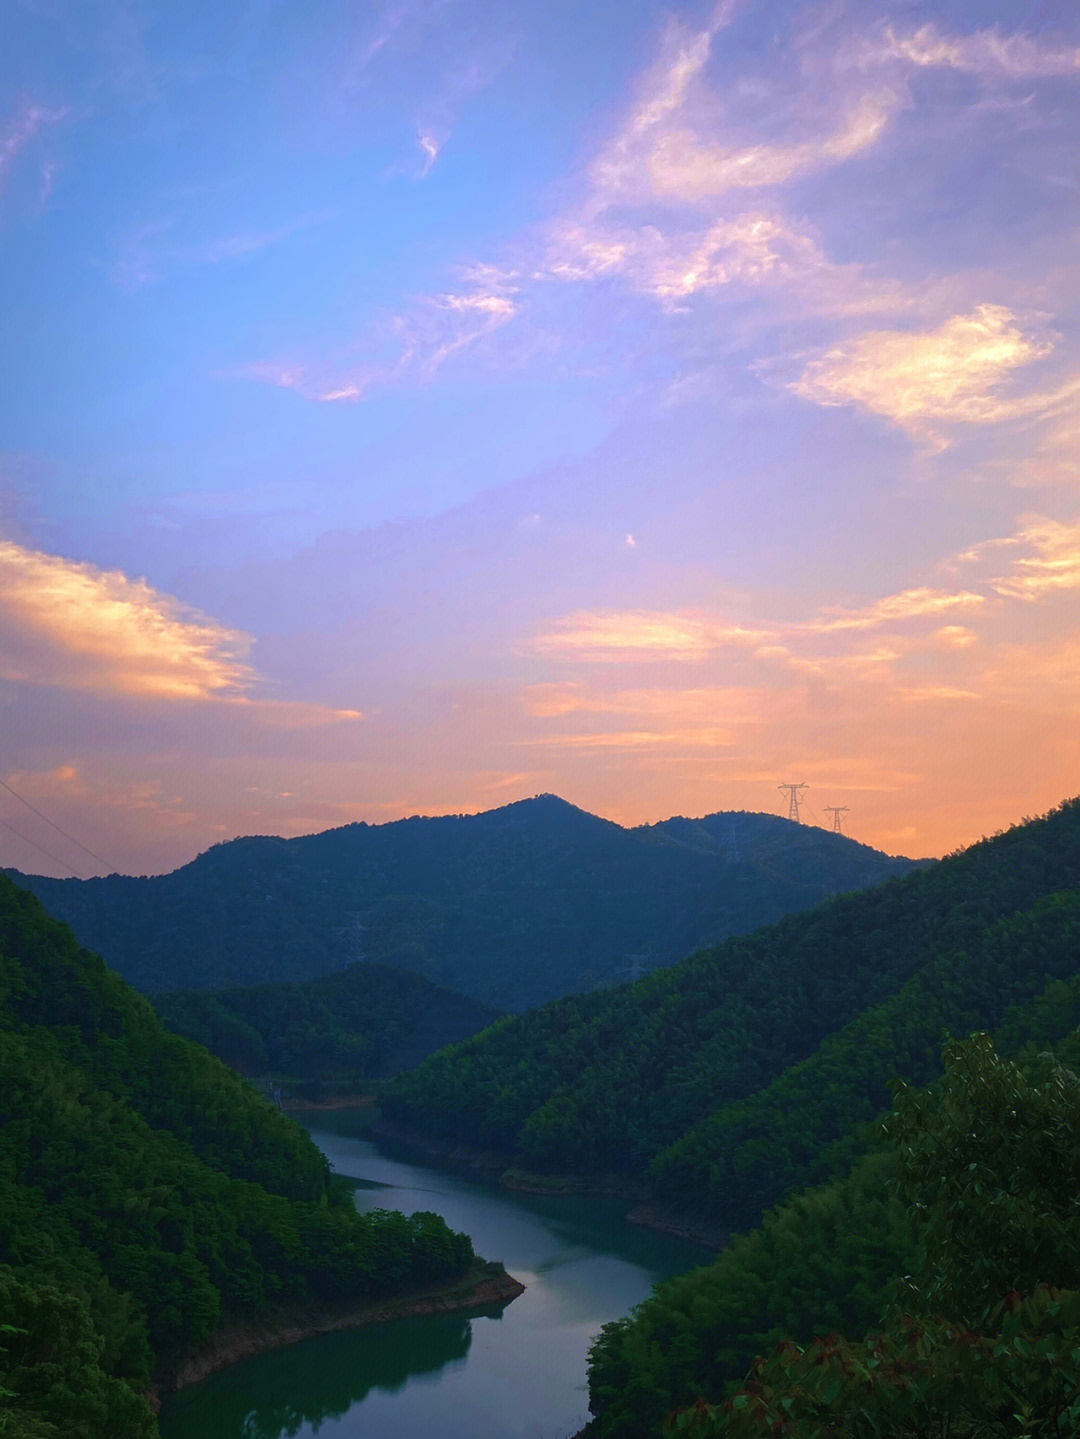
[529,610,771,661]
[111,211,334,289]
[240,269,520,402]
[0,101,68,194]
[871,23,1080,79]
[988,518,1080,600]
[411,41,515,178]
[805,587,987,633]
[236,6,1078,422]
[535,8,1079,348]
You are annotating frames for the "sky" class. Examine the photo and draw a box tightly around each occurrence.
[1,0,1078,877]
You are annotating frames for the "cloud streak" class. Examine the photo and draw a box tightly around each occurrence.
[111,211,335,290]
[530,610,771,661]
[873,23,1080,79]
[0,101,67,195]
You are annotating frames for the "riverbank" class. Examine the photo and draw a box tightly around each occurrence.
[282,1093,376,1112]
[371,1117,728,1250]
[154,1259,524,1401]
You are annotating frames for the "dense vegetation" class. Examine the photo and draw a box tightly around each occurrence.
[654,1031,1080,1438]
[0,876,479,1438]
[585,969,1080,1437]
[5,795,914,1010]
[381,800,1080,1229]
[153,964,498,1098]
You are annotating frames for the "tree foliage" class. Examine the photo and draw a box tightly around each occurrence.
[153,964,498,1097]
[660,1035,1080,1438]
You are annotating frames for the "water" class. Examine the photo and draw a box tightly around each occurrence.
[159,1112,710,1439]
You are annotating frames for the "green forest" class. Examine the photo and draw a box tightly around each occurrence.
[0,876,481,1438]
[153,964,498,1098]
[381,799,1080,1230]
[5,795,915,1010]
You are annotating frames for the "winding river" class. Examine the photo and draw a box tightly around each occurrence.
[158,1111,710,1439]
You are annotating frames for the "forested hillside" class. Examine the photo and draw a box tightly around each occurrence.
[0,876,484,1438]
[381,800,1080,1231]
[153,965,498,1097]
[584,972,1080,1437]
[4,795,914,1010]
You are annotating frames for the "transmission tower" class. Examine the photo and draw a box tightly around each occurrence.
[824,805,850,835]
[778,783,808,823]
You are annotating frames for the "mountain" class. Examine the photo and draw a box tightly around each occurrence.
[379,798,1080,1231]
[4,795,916,1011]
[152,964,499,1098]
[0,875,484,1438]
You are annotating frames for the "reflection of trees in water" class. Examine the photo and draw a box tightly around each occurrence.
[162,1309,503,1439]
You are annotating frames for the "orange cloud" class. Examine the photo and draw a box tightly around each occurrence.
[0,540,368,729]
[990,518,1080,600]
[807,586,987,632]
[0,540,254,698]
[529,610,773,661]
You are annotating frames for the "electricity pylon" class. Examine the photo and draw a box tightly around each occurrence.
[778,783,808,823]
[824,805,850,835]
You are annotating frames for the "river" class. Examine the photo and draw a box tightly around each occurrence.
[158,1110,711,1439]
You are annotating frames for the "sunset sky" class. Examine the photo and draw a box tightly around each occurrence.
[2,0,1078,876]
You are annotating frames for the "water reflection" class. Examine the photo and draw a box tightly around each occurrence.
[161,1308,503,1439]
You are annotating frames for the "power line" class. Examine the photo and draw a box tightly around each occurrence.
[0,816,87,878]
[0,777,112,872]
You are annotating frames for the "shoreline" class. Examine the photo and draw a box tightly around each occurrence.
[282,1093,376,1113]
[153,1260,525,1402]
[372,1117,728,1251]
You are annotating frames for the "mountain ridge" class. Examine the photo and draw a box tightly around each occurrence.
[3,797,918,1011]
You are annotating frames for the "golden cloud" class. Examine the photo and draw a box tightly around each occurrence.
[0,541,254,698]
[808,586,987,632]
[792,305,1053,430]
[991,518,1080,600]
[0,541,369,724]
[590,8,896,210]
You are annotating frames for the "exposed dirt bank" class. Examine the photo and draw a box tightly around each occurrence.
[623,1202,729,1251]
[154,1261,524,1400]
[282,1094,376,1112]
[372,1117,726,1251]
